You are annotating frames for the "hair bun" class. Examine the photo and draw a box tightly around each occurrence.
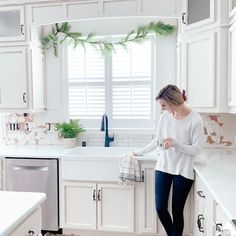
[182,90,187,101]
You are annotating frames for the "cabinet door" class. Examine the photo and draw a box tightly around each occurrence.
[180,31,216,111]
[30,46,46,110]
[140,0,178,16]
[193,177,205,236]
[61,181,97,230]
[0,6,25,41]
[10,207,42,236]
[29,3,66,26]
[228,23,236,110]
[137,164,158,234]
[181,0,215,32]
[0,47,27,109]
[97,183,134,232]
[0,159,3,190]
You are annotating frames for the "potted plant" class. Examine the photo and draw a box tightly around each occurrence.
[56,120,85,148]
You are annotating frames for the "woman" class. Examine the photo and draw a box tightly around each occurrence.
[133,84,204,236]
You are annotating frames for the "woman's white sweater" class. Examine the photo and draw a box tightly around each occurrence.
[136,110,204,180]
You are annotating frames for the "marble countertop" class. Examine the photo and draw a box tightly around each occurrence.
[194,148,236,223]
[0,191,46,236]
[1,145,236,222]
[0,145,157,161]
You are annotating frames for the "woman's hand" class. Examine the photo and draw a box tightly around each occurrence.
[163,138,174,149]
[133,152,142,156]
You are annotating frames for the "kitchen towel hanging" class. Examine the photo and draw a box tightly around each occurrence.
[119,154,141,185]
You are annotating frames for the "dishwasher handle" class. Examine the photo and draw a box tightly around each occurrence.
[13,165,49,171]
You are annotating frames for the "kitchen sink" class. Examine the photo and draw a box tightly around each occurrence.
[63,146,135,158]
[61,146,136,182]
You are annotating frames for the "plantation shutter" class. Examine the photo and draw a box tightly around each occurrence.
[66,36,154,128]
[67,45,105,119]
[112,40,152,119]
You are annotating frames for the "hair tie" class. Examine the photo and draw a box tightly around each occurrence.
[182,90,187,101]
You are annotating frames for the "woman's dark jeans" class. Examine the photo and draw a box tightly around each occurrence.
[155,170,193,236]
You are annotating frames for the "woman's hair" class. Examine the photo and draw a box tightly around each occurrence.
[155,84,187,106]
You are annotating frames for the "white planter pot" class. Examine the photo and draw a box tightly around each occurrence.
[63,138,76,148]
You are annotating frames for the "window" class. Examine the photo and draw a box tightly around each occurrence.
[65,36,155,129]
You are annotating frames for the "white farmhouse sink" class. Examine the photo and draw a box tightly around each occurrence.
[63,146,135,158]
[61,146,136,182]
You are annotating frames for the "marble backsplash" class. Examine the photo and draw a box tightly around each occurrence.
[2,113,236,148]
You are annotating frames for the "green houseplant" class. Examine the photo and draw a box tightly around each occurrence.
[56,120,85,148]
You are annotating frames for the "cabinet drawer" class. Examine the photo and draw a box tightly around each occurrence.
[195,175,215,217]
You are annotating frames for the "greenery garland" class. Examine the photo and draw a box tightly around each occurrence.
[41,21,176,57]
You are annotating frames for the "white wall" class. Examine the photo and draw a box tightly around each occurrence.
[43,17,178,128]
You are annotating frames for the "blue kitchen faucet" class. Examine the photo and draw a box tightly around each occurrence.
[100,114,114,147]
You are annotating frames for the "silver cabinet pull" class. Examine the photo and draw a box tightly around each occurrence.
[20,24,25,35]
[97,189,101,201]
[197,190,206,198]
[93,189,96,201]
[197,214,204,233]
[13,166,48,171]
[182,12,186,24]
[141,171,145,182]
[23,93,27,103]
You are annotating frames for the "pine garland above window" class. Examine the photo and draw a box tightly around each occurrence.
[41,21,176,57]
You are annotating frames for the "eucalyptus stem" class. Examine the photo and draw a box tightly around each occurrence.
[41,21,176,56]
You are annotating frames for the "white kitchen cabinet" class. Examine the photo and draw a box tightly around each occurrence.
[0,46,28,109]
[229,0,236,16]
[29,45,45,110]
[9,207,42,236]
[29,0,179,26]
[0,6,25,42]
[193,174,215,236]
[179,28,228,112]
[228,13,236,112]
[136,162,193,236]
[180,0,230,34]
[61,181,134,233]
[0,45,45,111]
[181,0,215,32]
[136,163,158,234]
[0,159,3,190]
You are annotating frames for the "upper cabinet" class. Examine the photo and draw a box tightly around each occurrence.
[178,0,230,113]
[0,6,25,42]
[228,5,236,112]
[229,0,236,16]
[28,0,179,26]
[181,0,215,32]
[0,47,28,109]
[0,44,45,112]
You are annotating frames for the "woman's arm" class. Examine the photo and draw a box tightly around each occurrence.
[173,119,204,156]
[133,113,164,156]
[133,137,158,155]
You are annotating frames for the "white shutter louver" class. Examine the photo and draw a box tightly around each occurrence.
[66,36,154,128]
[112,40,152,119]
[67,45,105,119]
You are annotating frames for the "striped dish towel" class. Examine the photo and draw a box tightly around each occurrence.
[119,154,141,185]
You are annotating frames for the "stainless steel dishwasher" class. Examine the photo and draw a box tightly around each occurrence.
[5,157,59,232]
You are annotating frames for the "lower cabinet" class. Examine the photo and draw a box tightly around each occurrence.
[60,162,193,236]
[137,162,193,236]
[0,159,3,190]
[61,181,134,233]
[9,207,42,236]
[193,174,215,236]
